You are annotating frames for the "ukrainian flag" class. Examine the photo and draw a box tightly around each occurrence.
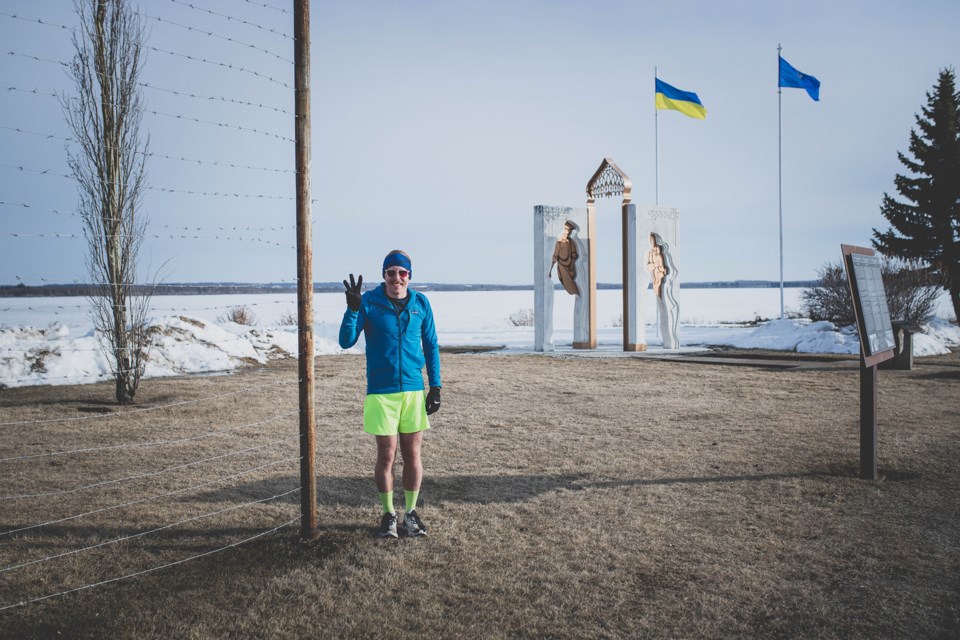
[655,78,707,119]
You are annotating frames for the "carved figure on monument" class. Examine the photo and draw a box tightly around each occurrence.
[646,233,668,298]
[549,221,580,296]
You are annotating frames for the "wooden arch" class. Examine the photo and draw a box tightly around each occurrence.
[578,158,643,351]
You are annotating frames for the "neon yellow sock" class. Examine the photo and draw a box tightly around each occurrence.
[404,489,419,513]
[379,491,394,514]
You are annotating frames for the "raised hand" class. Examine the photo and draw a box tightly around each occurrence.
[343,273,363,311]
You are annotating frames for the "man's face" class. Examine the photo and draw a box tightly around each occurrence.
[383,266,410,299]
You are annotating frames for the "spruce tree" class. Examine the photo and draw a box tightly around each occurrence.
[873,68,960,322]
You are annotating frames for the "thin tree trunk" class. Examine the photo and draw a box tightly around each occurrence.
[950,278,960,323]
[63,0,151,405]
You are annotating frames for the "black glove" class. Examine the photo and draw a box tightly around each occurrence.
[343,273,363,311]
[425,386,441,415]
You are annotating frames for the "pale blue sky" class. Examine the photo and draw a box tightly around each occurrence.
[1,0,958,286]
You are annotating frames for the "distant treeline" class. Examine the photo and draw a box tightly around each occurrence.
[0,280,818,297]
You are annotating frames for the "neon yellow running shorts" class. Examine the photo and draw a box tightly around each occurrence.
[363,390,430,436]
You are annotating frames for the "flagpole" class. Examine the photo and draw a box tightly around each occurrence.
[654,65,661,339]
[777,44,784,320]
[655,65,659,206]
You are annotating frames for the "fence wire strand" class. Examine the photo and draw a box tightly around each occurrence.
[167,0,293,40]
[136,11,293,64]
[1,438,294,501]
[0,409,299,462]
[2,486,301,574]
[0,515,300,612]
[0,457,298,537]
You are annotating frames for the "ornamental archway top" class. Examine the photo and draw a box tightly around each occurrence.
[586,157,632,203]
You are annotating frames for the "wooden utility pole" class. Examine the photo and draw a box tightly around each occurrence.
[294,0,318,540]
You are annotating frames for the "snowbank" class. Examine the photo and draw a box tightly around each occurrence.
[0,315,347,389]
[692,317,959,356]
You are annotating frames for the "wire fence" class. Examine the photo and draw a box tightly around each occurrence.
[0,1,298,263]
[0,0,317,613]
[0,372,307,611]
[0,0,328,388]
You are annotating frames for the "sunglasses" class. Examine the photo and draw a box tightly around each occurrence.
[384,269,409,279]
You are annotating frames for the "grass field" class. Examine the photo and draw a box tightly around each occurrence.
[1,350,958,639]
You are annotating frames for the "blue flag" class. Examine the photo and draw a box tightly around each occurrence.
[779,56,820,101]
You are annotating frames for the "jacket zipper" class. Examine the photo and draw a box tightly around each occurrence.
[395,302,406,390]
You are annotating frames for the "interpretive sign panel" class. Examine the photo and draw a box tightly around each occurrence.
[841,245,895,368]
[841,244,893,480]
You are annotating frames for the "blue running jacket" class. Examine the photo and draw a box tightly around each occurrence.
[338,283,442,395]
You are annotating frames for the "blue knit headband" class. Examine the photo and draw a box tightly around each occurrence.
[382,253,412,278]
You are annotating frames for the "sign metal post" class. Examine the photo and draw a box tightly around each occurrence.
[841,245,896,480]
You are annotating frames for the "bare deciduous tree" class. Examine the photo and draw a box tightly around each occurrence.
[802,258,942,328]
[62,0,151,404]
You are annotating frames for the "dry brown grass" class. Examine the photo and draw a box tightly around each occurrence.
[1,350,958,639]
[217,305,257,326]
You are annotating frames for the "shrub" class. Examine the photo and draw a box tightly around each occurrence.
[748,312,772,326]
[802,258,941,327]
[218,305,256,326]
[883,260,944,326]
[507,308,535,327]
[279,309,298,326]
[802,263,854,326]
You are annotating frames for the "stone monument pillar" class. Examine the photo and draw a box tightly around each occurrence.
[634,206,680,349]
[534,205,590,352]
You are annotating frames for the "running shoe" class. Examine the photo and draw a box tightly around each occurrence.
[378,512,398,538]
[402,509,427,537]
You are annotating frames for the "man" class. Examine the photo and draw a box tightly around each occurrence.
[339,250,442,538]
[548,220,580,296]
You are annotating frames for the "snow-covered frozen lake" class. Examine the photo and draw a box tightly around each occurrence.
[1,288,956,388]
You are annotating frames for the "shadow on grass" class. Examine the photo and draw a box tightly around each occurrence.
[186,473,593,506]
[1,466,930,636]
[0,392,206,410]
[3,466,922,549]
[0,527,349,639]
[181,464,920,509]
[0,521,370,556]
[585,469,859,490]
[917,369,960,381]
